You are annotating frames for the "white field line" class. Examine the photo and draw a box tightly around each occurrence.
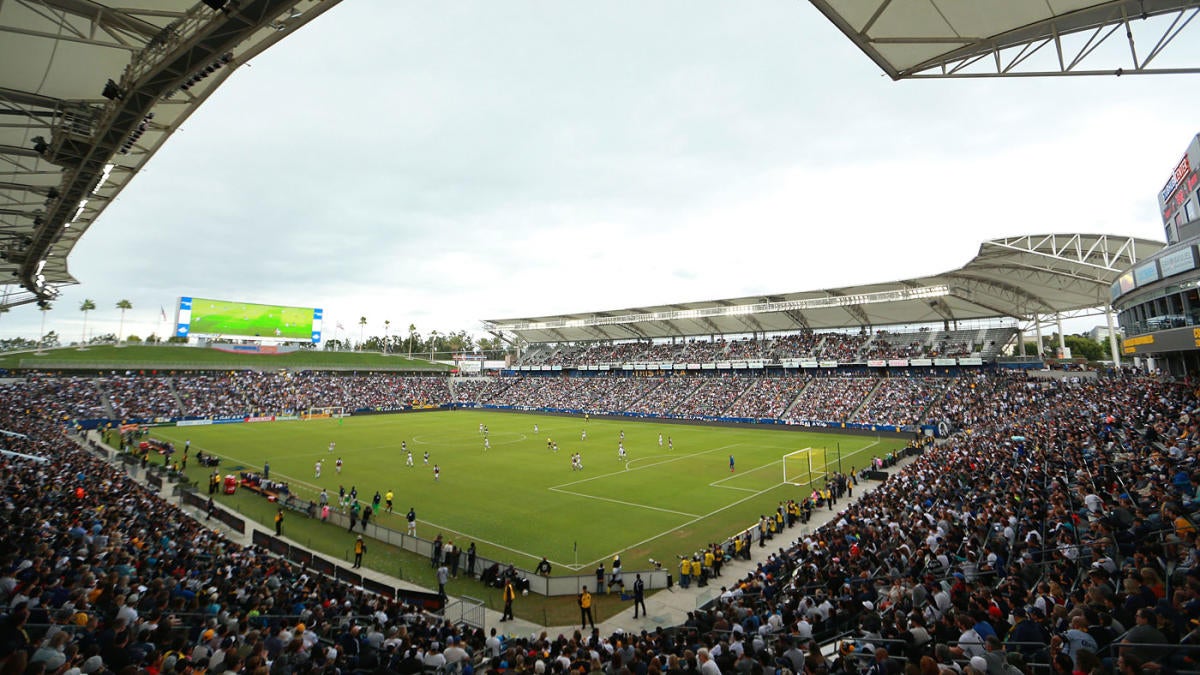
[155,433,577,567]
[708,459,780,492]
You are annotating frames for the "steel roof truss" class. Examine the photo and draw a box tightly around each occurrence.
[910,7,1200,77]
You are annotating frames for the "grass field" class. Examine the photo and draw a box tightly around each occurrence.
[154,410,908,574]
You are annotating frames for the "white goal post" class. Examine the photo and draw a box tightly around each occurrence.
[302,406,345,420]
[782,447,828,488]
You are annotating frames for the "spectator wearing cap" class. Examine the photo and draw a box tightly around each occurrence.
[1006,606,1048,660]
[443,636,468,666]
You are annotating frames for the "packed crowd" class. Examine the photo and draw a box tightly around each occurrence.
[105,375,181,420]
[671,378,753,420]
[783,377,879,424]
[849,378,951,427]
[19,369,972,427]
[0,381,485,675]
[687,371,1200,674]
[516,328,1016,368]
[3,367,1199,675]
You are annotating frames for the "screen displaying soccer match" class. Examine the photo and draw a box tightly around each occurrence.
[175,297,322,343]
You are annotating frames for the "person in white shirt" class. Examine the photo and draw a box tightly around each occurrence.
[698,648,721,675]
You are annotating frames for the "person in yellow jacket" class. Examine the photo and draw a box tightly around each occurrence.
[680,557,691,589]
[353,535,367,568]
[501,579,516,622]
[578,586,595,629]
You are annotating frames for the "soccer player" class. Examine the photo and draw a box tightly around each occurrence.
[423,451,430,465]
[406,507,417,536]
[406,451,414,467]
[658,433,663,447]
[547,437,553,451]
[552,442,558,453]
[483,437,491,451]
[401,440,407,453]
[336,457,343,474]
[619,430,624,441]
[668,436,673,450]
[385,489,394,512]
[478,423,484,434]
[328,441,335,454]
[314,460,322,478]
[433,464,440,481]
[581,429,587,441]
[618,442,626,461]
[534,423,539,433]
[729,455,735,472]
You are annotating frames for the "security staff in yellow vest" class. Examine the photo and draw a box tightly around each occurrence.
[578,586,595,629]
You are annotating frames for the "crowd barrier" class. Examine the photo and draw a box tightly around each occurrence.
[180,489,246,534]
[309,505,669,597]
[249,530,444,612]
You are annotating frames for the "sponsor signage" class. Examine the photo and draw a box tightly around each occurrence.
[1159,246,1197,278]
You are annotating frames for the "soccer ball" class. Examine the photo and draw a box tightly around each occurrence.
[522,589,528,596]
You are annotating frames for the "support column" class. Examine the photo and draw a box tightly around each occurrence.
[1106,305,1121,367]
[1016,322,1025,357]
[1056,314,1067,357]
[1034,314,1044,359]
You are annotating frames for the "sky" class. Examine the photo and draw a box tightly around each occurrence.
[5,0,1200,345]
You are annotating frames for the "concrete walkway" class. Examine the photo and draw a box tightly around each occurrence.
[90,430,917,635]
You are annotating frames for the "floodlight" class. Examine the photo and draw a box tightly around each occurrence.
[31,136,48,154]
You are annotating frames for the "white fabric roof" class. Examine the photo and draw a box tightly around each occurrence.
[808,0,1200,78]
[0,0,343,308]
[484,233,1164,344]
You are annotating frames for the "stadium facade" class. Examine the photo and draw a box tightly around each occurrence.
[486,233,1162,374]
[1112,132,1200,374]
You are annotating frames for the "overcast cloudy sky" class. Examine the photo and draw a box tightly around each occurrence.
[5,0,1200,344]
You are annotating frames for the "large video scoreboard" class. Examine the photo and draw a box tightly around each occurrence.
[1160,134,1200,243]
[175,297,322,343]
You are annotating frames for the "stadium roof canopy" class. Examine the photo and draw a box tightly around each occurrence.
[0,0,342,310]
[808,0,1200,78]
[483,233,1165,345]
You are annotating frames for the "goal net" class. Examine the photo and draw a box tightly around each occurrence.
[782,447,828,488]
[302,406,345,420]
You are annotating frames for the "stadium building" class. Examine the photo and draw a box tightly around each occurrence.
[487,232,1161,381]
[1112,133,1200,375]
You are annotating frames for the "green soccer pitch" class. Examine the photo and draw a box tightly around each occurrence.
[154,411,909,573]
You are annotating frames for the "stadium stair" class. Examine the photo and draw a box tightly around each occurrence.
[848,378,885,421]
[779,377,813,420]
[167,378,186,415]
[97,381,117,420]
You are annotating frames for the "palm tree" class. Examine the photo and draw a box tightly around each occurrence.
[428,329,439,360]
[115,299,132,343]
[407,323,417,359]
[358,316,367,350]
[36,302,52,354]
[79,298,96,348]
[383,319,391,354]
